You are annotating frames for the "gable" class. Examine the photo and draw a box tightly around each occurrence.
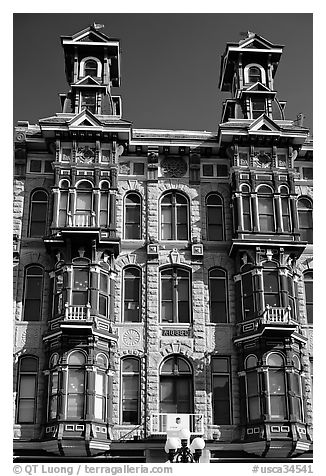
[68,110,102,128]
[75,76,101,86]
[246,82,272,92]
[249,115,280,133]
[78,32,107,43]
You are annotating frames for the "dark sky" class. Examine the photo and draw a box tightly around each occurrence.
[13,13,313,133]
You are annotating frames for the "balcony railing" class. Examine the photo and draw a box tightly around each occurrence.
[64,303,91,321]
[67,213,96,228]
[260,306,291,325]
[150,413,204,436]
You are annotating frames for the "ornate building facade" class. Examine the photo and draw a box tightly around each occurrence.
[13,26,313,462]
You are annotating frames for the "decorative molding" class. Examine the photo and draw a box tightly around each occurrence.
[160,157,187,178]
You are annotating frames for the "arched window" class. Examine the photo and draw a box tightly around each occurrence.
[75,181,93,227]
[248,66,262,83]
[161,267,191,323]
[241,184,252,231]
[263,262,280,307]
[303,271,313,324]
[160,355,193,413]
[124,193,141,239]
[123,267,141,322]
[280,186,291,232]
[23,266,44,321]
[16,356,38,423]
[67,351,86,419]
[121,358,140,424]
[257,185,275,232]
[80,57,102,78]
[209,268,228,323]
[244,64,266,84]
[292,356,303,421]
[212,357,232,424]
[84,59,98,77]
[206,193,224,240]
[245,355,261,421]
[266,353,287,419]
[161,191,189,240]
[100,182,110,228]
[298,197,313,243]
[29,190,48,237]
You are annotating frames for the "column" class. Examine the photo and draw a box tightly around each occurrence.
[93,189,100,227]
[51,188,60,228]
[251,193,259,232]
[274,194,282,232]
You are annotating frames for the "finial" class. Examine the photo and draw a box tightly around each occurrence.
[92,22,105,30]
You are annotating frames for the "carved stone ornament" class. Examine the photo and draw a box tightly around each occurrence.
[119,162,131,174]
[160,157,187,177]
[76,146,95,163]
[252,152,272,168]
[122,329,141,347]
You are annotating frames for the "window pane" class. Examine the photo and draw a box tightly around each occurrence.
[73,270,88,289]
[248,396,260,420]
[95,396,105,420]
[67,395,84,418]
[68,369,85,392]
[122,358,139,373]
[18,400,35,423]
[30,160,42,172]
[20,375,36,398]
[212,358,229,373]
[24,299,41,321]
[270,396,287,418]
[68,351,86,365]
[20,358,38,372]
[99,294,108,316]
[76,194,92,211]
[212,375,230,424]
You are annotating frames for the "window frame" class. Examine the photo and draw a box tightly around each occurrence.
[66,351,87,420]
[121,357,140,425]
[262,261,280,308]
[28,189,48,237]
[160,191,189,241]
[297,196,313,243]
[211,356,232,425]
[266,352,288,420]
[303,270,313,324]
[206,193,225,241]
[208,267,228,323]
[124,192,142,240]
[159,355,193,414]
[160,266,192,324]
[16,356,38,424]
[244,355,261,422]
[79,56,102,78]
[257,185,275,232]
[23,265,44,321]
[244,63,266,85]
[122,266,141,323]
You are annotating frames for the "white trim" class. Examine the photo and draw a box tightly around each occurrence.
[80,56,102,78]
[244,63,266,85]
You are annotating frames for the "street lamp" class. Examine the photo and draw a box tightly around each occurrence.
[165,428,205,463]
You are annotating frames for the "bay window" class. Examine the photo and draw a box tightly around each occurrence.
[257,185,275,232]
[263,261,280,307]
